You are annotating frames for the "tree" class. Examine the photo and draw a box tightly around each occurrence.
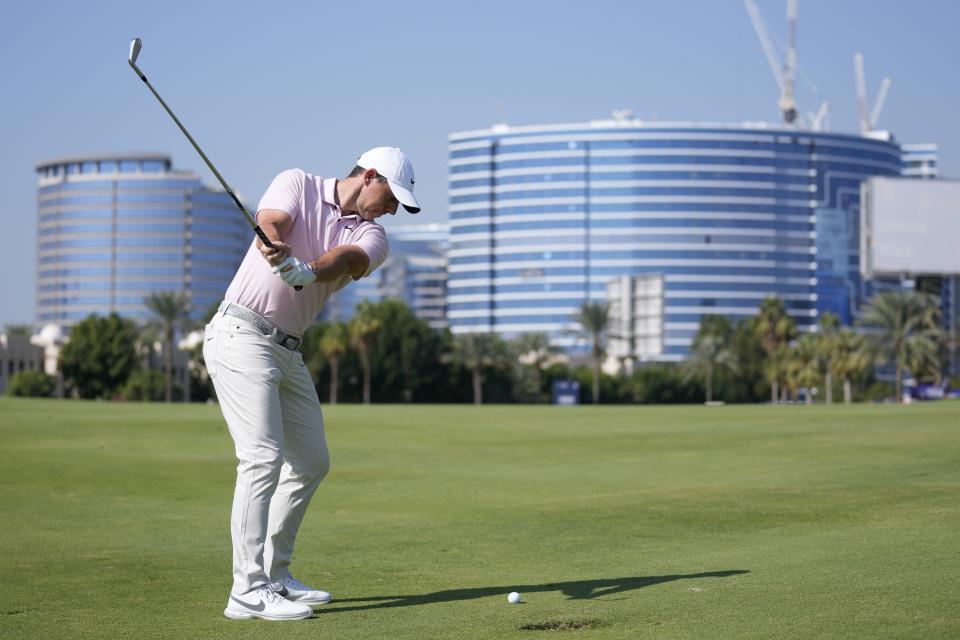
[817,313,841,404]
[857,291,944,402]
[445,333,509,404]
[724,318,769,403]
[682,315,737,403]
[60,313,140,399]
[763,345,792,403]
[755,297,798,403]
[830,328,871,404]
[627,365,704,404]
[786,333,821,404]
[348,301,381,404]
[573,302,610,404]
[512,332,563,402]
[302,301,457,405]
[144,291,191,402]
[365,299,447,403]
[319,323,347,405]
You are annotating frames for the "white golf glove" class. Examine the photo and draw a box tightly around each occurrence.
[273,256,315,288]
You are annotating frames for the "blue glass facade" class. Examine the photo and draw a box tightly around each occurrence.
[35,154,250,326]
[447,122,902,359]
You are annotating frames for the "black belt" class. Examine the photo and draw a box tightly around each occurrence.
[220,302,303,351]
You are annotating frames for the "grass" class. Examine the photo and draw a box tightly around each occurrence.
[0,397,958,639]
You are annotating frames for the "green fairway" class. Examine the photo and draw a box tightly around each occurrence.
[1,398,958,639]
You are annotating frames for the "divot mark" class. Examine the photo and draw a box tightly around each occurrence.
[519,619,597,631]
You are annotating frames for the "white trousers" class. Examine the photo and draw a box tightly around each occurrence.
[203,309,330,595]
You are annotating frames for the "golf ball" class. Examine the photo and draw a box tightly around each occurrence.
[508,591,521,604]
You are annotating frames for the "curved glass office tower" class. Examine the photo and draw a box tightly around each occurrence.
[447,121,902,359]
[35,154,250,326]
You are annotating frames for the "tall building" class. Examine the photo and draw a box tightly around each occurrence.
[447,120,902,359]
[35,154,250,326]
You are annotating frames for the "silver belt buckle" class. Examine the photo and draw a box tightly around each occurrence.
[271,328,300,350]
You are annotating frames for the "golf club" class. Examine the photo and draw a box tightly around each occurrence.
[127,37,302,290]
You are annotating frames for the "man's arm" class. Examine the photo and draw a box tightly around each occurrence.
[255,209,294,266]
[256,208,371,286]
[307,245,370,283]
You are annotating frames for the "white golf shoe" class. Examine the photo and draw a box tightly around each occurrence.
[223,585,313,620]
[273,574,333,606]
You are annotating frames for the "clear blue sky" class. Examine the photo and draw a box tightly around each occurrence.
[2,0,958,326]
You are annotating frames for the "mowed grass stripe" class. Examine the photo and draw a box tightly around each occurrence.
[0,398,957,639]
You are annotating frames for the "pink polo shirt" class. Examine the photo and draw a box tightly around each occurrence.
[223,169,389,336]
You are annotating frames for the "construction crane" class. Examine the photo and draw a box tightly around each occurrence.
[744,0,802,125]
[808,101,830,131]
[778,0,798,123]
[854,52,892,133]
[871,78,891,129]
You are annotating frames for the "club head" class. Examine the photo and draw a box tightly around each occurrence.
[128,38,142,66]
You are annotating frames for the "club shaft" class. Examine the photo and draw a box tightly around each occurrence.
[134,71,259,231]
[130,58,301,288]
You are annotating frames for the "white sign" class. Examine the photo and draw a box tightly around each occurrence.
[861,177,960,276]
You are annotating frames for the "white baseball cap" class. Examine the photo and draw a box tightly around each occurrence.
[356,147,421,213]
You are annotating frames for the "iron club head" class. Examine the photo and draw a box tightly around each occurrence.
[128,38,142,66]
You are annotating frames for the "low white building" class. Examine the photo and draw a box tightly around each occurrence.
[0,333,45,395]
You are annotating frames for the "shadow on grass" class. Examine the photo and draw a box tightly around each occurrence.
[319,569,749,614]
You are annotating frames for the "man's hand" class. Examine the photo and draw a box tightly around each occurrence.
[273,256,316,288]
[258,239,292,267]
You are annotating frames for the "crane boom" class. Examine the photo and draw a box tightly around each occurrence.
[743,0,784,94]
[854,53,870,133]
[810,101,830,131]
[870,77,891,129]
[777,0,798,123]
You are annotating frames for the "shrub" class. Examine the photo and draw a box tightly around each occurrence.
[122,370,180,402]
[6,370,56,397]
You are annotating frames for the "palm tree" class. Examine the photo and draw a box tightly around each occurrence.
[513,332,562,401]
[817,313,841,404]
[682,326,737,403]
[144,291,191,402]
[319,323,347,405]
[787,333,822,404]
[573,302,610,404]
[830,328,871,404]
[755,297,798,403]
[857,291,944,402]
[348,301,381,404]
[763,345,792,403]
[445,333,508,404]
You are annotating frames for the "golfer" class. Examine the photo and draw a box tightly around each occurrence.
[203,147,420,620]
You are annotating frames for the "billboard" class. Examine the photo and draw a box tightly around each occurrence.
[861,177,960,276]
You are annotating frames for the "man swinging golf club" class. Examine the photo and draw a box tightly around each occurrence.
[204,147,420,620]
